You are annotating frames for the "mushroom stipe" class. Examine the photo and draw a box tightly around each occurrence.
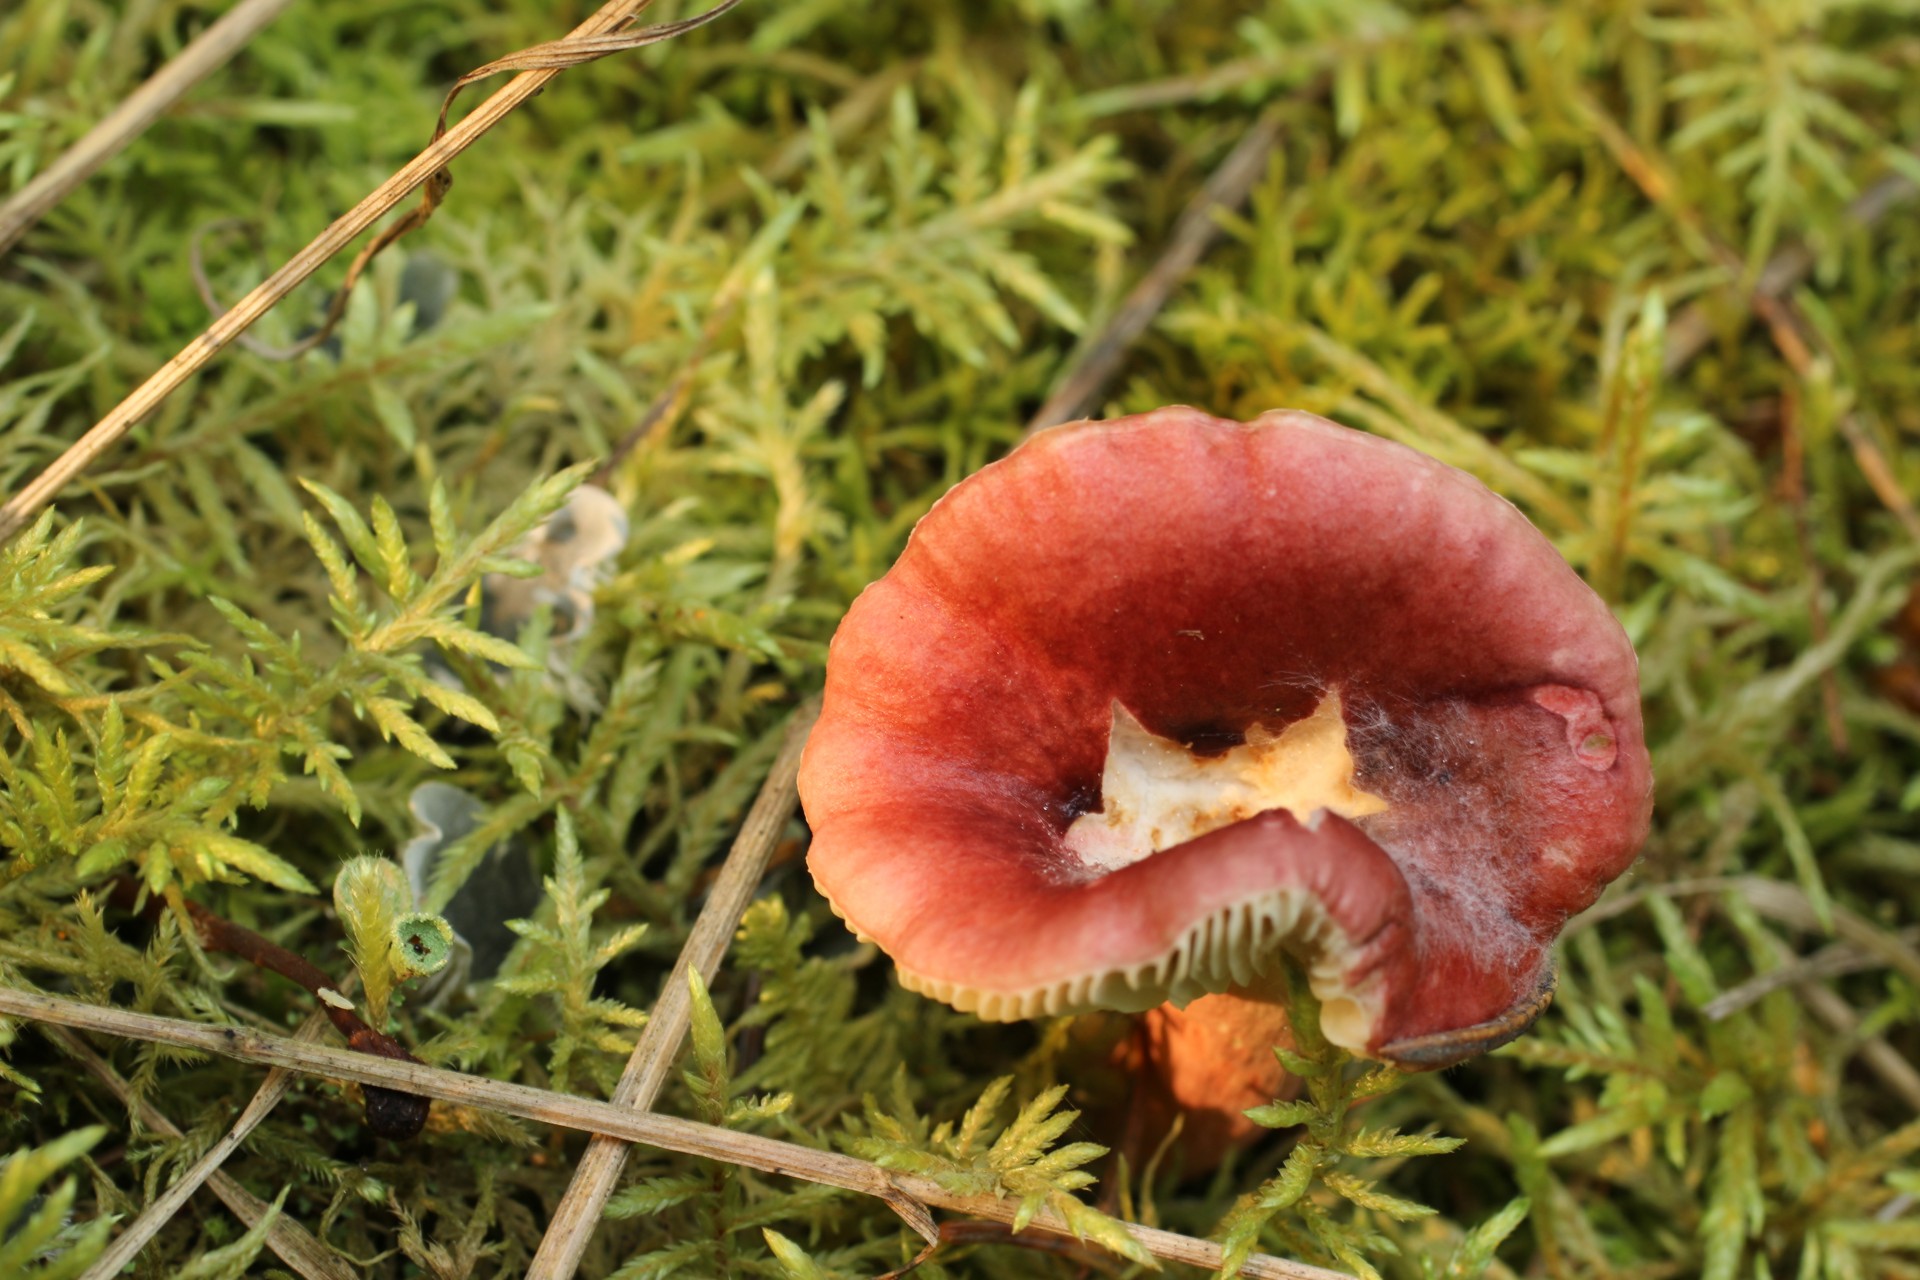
[800,406,1652,1082]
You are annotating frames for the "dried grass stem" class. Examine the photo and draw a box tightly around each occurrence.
[46,1018,355,1280]
[0,0,298,258]
[0,0,738,546]
[0,986,1347,1280]
[527,696,818,1278]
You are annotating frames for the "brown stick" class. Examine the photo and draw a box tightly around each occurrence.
[0,0,741,546]
[1067,8,1549,119]
[1703,925,1920,1022]
[240,0,743,363]
[1781,387,1851,753]
[1573,876,1920,990]
[527,696,820,1279]
[1566,875,1920,1113]
[1571,95,1920,543]
[1025,103,1286,434]
[591,279,744,486]
[0,0,299,258]
[1796,980,1920,1113]
[1833,416,1920,544]
[109,878,430,1138]
[1575,89,1920,558]
[591,63,913,487]
[1661,170,1917,378]
[43,1021,356,1280]
[0,986,1350,1280]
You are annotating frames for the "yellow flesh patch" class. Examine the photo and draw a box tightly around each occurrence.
[1063,689,1387,872]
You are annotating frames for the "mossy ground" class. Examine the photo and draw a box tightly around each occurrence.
[2,0,1919,1277]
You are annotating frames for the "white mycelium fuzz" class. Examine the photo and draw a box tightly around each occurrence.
[1064,689,1388,872]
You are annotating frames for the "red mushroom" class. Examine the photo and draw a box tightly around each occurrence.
[799,408,1651,1082]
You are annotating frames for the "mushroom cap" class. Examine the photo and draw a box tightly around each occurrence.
[799,407,1652,1066]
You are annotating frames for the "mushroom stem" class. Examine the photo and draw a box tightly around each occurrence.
[1132,989,1301,1172]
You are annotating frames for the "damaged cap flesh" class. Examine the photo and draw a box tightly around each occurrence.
[799,407,1653,1067]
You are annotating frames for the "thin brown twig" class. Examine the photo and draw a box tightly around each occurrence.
[1066,8,1551,119]
[1596,98,1920,544]
[108,877,430,1139]
[1795,981,1920,1113]
[591,296,740,486]
[0,986,1350,1280]
[0,0,299,258]
[1565,875,1920,1112]
[1574,92,1920,545]
[1025,102,1288,435]
[593,63,913,488]
[1832,415,1920,544]
[0,0,742,546]
[260,0,744,363]
[1703,925,1920,1021]
[189,219,320,360]
[528,696,820,1279]
[1744,282,1920,543]
[1661,168,1919,378]
[1573,89,1912,754]
[68,968,371,1280]
[1778,383,1851,754]
[44,1020,356,1280]
[1571,876,1920,990]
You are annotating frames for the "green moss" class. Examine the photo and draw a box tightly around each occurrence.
[2,0,1918,1274]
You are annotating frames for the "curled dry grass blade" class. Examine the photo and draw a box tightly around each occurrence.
[0,0,741,545]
